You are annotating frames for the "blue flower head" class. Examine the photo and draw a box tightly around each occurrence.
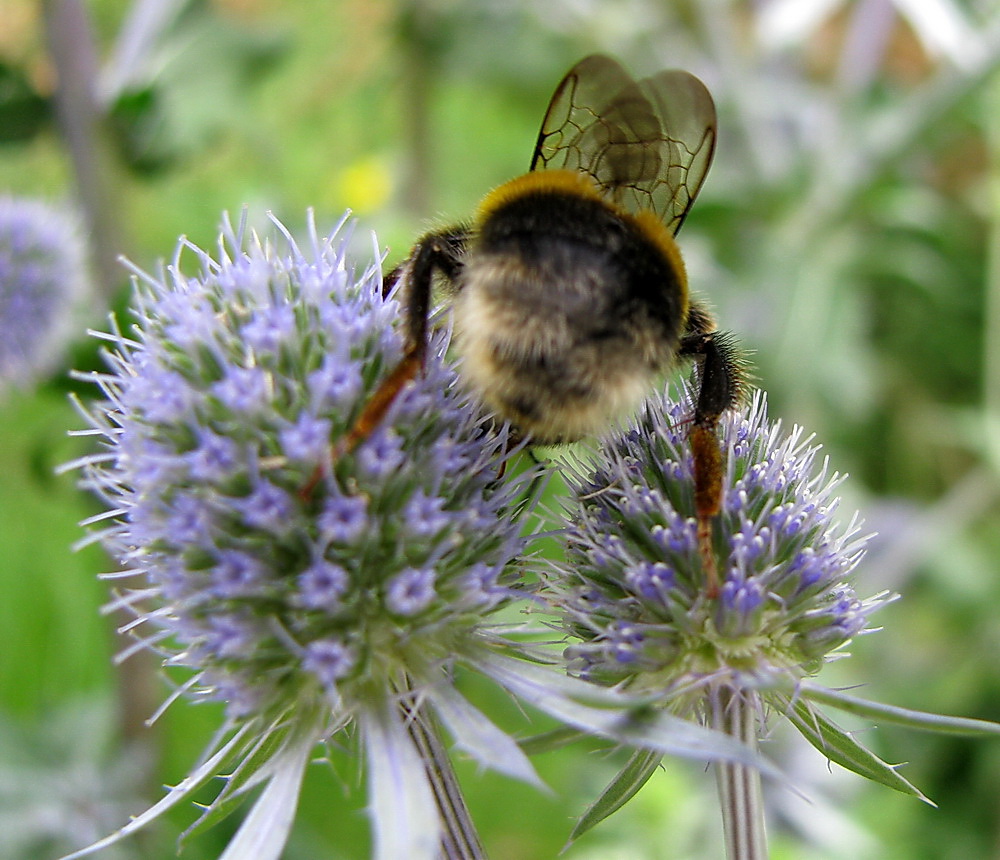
[65,212,544,860]
[0,196,88,390]
[544,375,1000,850]
[553,388,889,705]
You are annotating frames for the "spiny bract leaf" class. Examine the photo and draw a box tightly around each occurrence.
[568,748,663,844]
[517,726,588,756]
[782,695,931,804]
[801,683,1000,737]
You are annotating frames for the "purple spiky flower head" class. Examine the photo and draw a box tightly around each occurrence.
[551,387,889,710]
[64,211,544,860]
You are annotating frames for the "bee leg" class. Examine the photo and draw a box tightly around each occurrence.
[300,229,469,500]
[679,327,746,598]
[493,426,534,480]
[382,260,406,298]
[337,238,439,455]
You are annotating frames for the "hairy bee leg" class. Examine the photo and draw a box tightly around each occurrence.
[344,236,453,446]
[338,350,424,454]
[688,422,723,597]
[357,228,468,438]
[382,261,406,298]
[300,230,468,500]
[492,426,533,480]
[679,328,745,598]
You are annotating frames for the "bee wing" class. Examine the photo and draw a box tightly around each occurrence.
[530,55,717,235]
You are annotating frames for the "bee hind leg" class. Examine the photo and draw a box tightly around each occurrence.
[679,320,749,598]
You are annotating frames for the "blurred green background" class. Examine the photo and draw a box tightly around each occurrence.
[3,0,1000,857]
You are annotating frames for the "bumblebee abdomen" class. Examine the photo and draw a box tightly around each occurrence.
[453,173,690,442]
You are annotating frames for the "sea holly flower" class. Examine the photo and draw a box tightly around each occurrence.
[556,391,882,694]
[63,212,765,860]
[547,387,1000,857]
[0,196,88,391]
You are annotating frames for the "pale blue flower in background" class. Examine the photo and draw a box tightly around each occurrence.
[0,196,88,391]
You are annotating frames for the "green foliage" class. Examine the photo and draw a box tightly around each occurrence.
[0,62,50,144]
[106,4,287,174]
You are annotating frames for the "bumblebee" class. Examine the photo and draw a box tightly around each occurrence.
[347,55,747,593]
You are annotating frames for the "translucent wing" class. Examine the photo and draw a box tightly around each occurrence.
[530,54,717,236]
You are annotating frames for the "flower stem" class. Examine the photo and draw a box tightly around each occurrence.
[41,0,128,299]
[401,696,488,860]
[713,687,768,860]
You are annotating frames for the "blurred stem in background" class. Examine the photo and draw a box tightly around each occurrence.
[395,1,435,219]
[41,0,160,768]
[41,0,128,301]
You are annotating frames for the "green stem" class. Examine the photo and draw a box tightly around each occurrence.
[713,687,768,860]
[401,695,488,860]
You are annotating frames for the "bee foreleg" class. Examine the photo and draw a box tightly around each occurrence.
[348,230,469,448]
[346,229,467,456]
[299,229,469,500]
